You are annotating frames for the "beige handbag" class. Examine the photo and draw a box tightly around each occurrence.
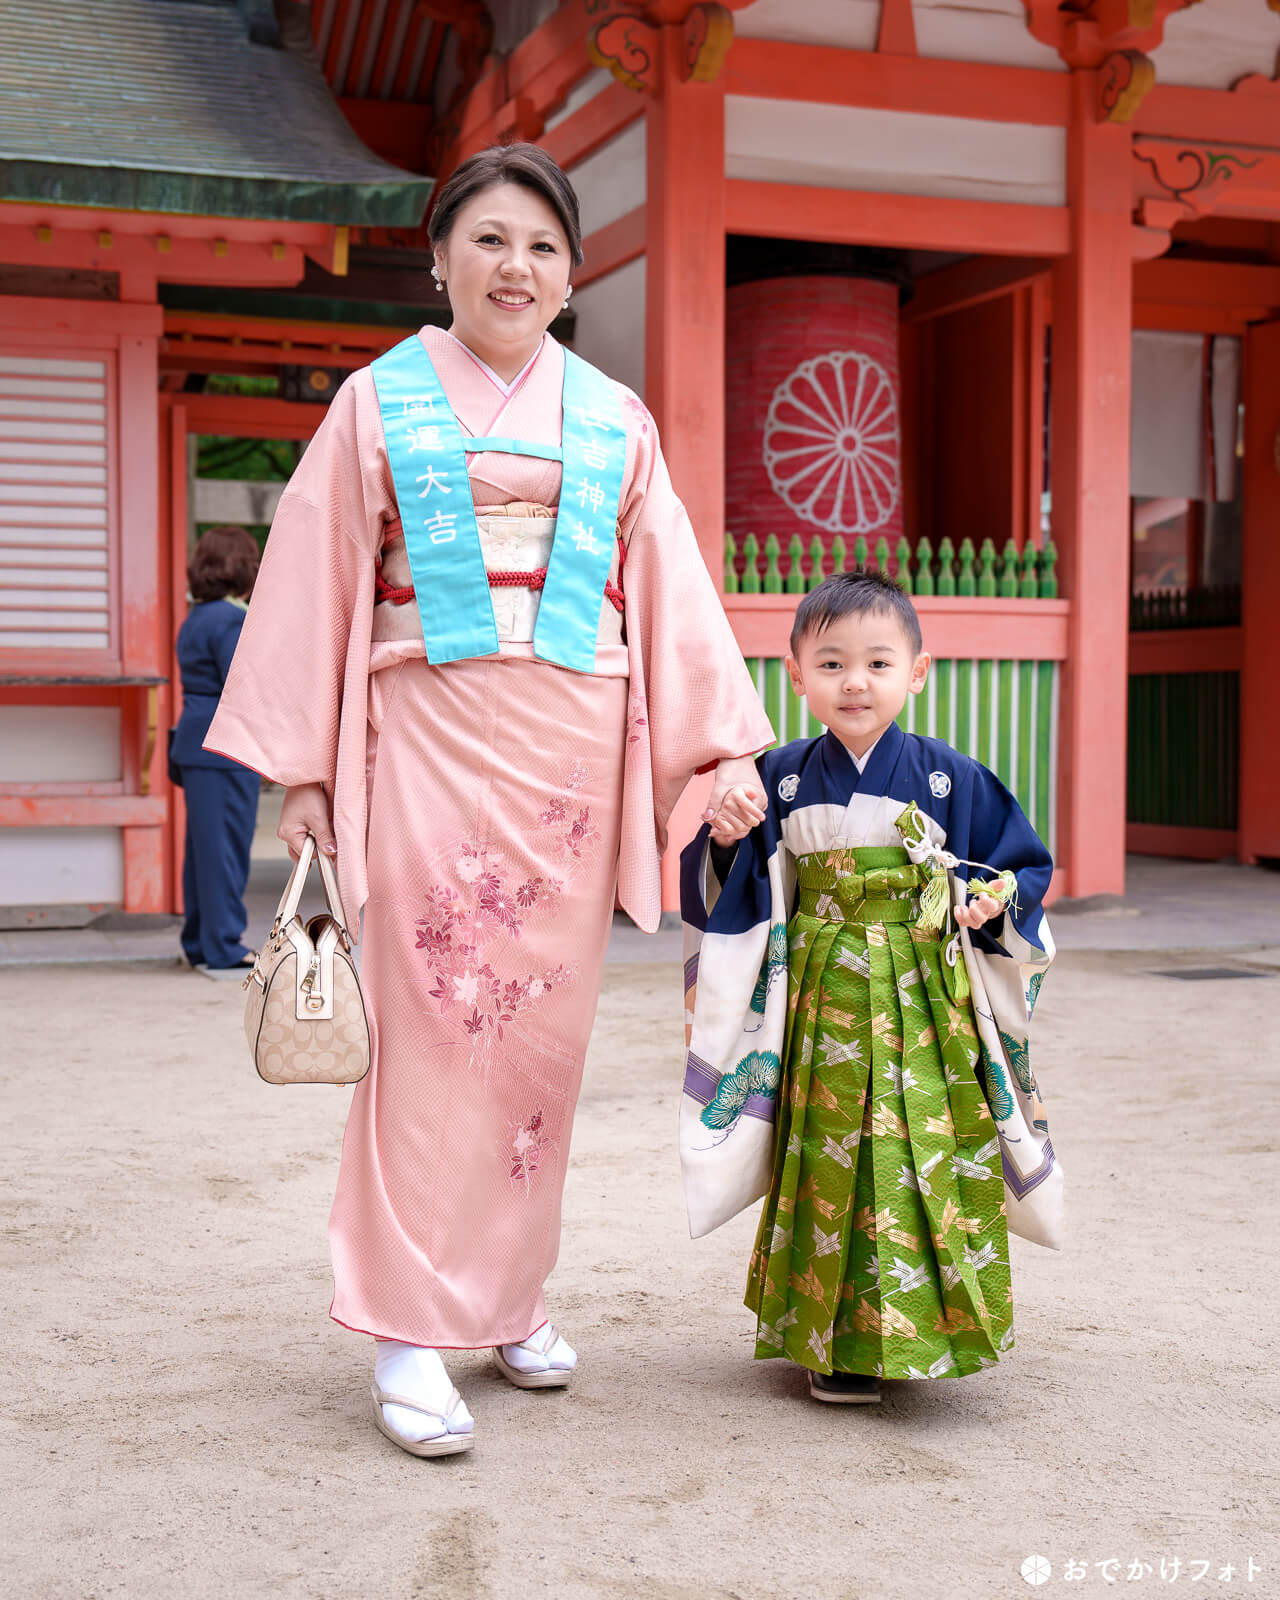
[243,834,371,1086]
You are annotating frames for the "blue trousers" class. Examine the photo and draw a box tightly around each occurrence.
[179,764,261,969]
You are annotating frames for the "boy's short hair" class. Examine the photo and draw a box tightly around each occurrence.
[790,568,923,658]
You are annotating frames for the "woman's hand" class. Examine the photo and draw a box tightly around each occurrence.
[954,893,1002,930]
[703,756,767,846]
[278,782,336,861]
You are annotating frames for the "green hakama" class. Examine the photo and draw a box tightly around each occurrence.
[746,845,1013,1380]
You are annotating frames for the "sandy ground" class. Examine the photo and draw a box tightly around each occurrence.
[2,948,1277,1600]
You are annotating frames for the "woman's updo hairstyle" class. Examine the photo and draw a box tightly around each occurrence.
[427,143,584,269]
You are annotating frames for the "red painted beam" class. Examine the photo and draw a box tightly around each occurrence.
[1128,626,1242,676]
[726,180,1072,257]
[447,0,592,157]
[0,219,312,298]
[503,0,593,102]
[1132,258,1280,312]
[726,37,1071,126]
[163,310,403,348]
[1137,82,1280,149]
[0,796,167,827]
[541,80,643,172]
[903,256,1052,324]
[1133,305,1252,335]
[578,205,646,289]
[171,394,325,437]
[725,596,1070,660]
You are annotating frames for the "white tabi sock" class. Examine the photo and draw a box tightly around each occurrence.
[374,1340,473,1444]
[498,1323,577,1374]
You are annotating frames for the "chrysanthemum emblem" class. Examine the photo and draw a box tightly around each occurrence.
[762,351,900,533]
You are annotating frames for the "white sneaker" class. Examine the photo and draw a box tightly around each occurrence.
[370,1341,474,1457]
[493,1322,577,1389]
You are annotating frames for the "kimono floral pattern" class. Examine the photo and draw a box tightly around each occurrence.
[626,692,648,748]
[746,844,1014,1380]
[412,761,601,1071]
[507,1108,558,1197]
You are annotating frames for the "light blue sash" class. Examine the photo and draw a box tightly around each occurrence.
[370,337,626,672]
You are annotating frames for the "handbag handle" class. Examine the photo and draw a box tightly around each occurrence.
[269,834,352,940]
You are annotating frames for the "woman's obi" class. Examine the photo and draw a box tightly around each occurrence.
[371,500,628,677]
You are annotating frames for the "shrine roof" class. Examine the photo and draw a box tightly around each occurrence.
[0,0,433,226]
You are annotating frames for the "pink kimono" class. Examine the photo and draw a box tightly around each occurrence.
[208,327,774,1348]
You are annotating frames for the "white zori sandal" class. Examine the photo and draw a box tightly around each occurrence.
[493,1322,578,1389]
[370,1341,474,1458]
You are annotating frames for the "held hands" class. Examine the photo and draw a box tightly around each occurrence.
[702,756,767,846]
[278,781,337,862]
[954,893,1002,930]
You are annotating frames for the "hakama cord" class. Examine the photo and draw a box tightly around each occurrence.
[330,656,626,1348]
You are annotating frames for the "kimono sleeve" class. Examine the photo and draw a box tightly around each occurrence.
[952,760,1062,1249]
[960,763,1054,964]
[204,380,379,788]
[617,399,775,837]
[679,806,789,1238]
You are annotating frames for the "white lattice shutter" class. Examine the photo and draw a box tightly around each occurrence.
[0,355,111,651]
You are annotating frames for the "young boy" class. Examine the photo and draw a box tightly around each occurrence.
[680,570,1060,1405]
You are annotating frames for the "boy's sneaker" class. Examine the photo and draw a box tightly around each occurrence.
[809,1370,882,1404]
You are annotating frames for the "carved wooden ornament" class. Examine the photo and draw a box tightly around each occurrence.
[1097,49,1156,122]
[682,3,735,82]
[588,13,663,93]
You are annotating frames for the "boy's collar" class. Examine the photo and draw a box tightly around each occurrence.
[822,721,905,792]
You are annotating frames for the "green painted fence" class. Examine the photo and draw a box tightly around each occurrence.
[1127,671,1238,830]
[729,532,1061,848]
[725,530,1059,598]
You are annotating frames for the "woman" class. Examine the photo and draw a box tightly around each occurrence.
[172,524,261,977]
[207,144,774,1457]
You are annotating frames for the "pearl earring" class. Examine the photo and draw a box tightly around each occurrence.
[563,285,573,309]
[431,266,444,293]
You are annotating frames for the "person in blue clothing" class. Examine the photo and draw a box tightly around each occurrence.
[171,524,262,976]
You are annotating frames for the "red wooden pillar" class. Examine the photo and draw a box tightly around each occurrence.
[119,317,166,912]
[644,26,727,584]
[1050,74,1132,898]
[1240,320,1280,863]
[644,26,729,913]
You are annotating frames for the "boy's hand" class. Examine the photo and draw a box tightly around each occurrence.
[704,757,767,845]
[954,892,1002,930]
